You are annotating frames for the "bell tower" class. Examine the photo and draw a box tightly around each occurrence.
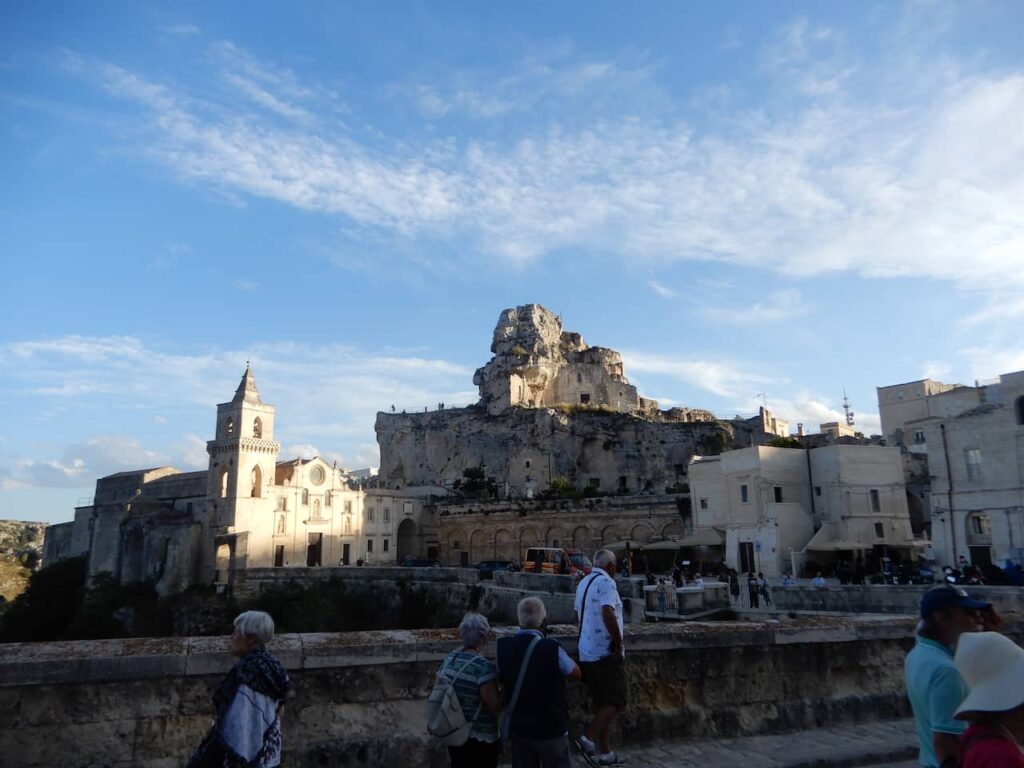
[207,364,281,531]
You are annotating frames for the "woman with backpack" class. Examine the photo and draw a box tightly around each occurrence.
[432,612,503,768]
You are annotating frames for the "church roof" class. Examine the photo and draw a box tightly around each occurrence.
[231,364,262,405]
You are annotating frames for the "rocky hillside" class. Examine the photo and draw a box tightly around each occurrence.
[0,520,47,601]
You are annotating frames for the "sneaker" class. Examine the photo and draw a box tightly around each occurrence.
[596,752,626,766]
[572,736,598,766]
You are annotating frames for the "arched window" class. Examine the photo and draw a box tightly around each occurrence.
[225,417,234,437]
[302,489,309,505]
[1016,395,1024,426]
[250,465,262,498]
[253,417,263,438]
[325,490,332,508]
[219,466,229,498]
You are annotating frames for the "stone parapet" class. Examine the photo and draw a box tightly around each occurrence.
[770,584,1024,615]
[0,616,964,768]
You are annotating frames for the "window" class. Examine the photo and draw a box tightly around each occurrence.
[1017,396,1024,426]
[383,539,390,553]
[580,393,591,404]
[815,486,822,497]
[277,497,287,511]
[913,430,925,444]
[525,460,531,469]
[253,417,262,439]
[738,541,754,573]
[219,467,229,498]
[366,508,375,523]
[965,448,983,480]
[577,372,582,384]
[699,498,708,510]
[452,540,460,550]
[301,489,310,505]
[618,475,627,491]
[870,489,880,512]
[344,500,352,515]
[588,478,600,490]
[970,513,992,536]
[740,484,749,503]
[384,507,390,523]
[773,486,783,503]
[367,539,374,553]
[325,490,332,507]
[874,522,884,539]
[225,417,234,437]
[250,465,262,498]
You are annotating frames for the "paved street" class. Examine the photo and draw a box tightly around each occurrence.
[577,718,917,768]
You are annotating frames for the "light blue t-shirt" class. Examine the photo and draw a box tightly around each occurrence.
[904,636,968,768]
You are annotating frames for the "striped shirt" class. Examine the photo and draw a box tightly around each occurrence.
[438,649,499,743]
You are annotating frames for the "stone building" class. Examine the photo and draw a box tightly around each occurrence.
[905,370,1024,568]
[44,367,425,594]
[689,445,919,577]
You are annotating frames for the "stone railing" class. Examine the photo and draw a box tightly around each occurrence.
[770,584,1024,615]
[0,616,944,768]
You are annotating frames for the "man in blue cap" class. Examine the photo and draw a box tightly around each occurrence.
[904,584,995,768]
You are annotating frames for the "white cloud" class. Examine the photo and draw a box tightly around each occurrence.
[64,28,1024,288]
[233,279,259,292]
[701,289,809,325]
[922,361,953,381]
[647,280,676,299]
[0,335,472,488]
[623,351,784,399]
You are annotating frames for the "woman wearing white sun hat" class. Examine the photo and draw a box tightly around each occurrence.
[953,631,1024,767]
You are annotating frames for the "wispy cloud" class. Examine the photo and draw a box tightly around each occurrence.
[622,351,784,399]
[0,335,473,489]
[647,279,676,299]
[62,27,1024,287]
[702,289,810,325]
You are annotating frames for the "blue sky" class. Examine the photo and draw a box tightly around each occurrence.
[2,1,1023,523]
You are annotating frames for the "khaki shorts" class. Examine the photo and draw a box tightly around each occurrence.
[580,654,627,710]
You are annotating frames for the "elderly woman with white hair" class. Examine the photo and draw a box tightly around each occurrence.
[188,610,292,768]
[435,612,503,767]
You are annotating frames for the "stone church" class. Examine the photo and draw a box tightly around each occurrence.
[43,367,427,595]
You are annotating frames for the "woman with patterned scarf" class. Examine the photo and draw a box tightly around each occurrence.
[188,611,292,768]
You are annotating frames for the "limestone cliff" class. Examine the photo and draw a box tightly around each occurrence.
[375,405,730,496]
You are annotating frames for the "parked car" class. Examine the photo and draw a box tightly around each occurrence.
[474,560,515,579]
[401,556,441,567]
[523,547,593,575]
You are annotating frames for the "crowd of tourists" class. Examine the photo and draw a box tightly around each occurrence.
[429,548,627,767]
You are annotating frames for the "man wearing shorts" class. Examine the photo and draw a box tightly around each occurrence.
[573,548,626,766]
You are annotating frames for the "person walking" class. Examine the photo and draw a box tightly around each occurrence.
[728,570,741,605]
[952,631,1024,767]
[746,572,760,608]
[435,612,503,768]
[905,585,992,768]
[574,549,627,766]
[496,597,580,768]
[758,572,772,608]
[187,611,291,768]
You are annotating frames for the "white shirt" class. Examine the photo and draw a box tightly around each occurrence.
[574,567,624,662]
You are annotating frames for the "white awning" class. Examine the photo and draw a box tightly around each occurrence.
[676,528,726,547]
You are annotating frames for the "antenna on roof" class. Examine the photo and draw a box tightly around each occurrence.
[843,389,855,426]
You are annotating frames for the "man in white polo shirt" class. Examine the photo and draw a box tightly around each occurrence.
[573,548,626,767]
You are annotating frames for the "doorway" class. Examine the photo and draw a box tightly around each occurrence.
[307,533,322,567]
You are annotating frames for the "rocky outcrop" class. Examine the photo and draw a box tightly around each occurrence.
[473,304,651,416]
[375,404,731,495]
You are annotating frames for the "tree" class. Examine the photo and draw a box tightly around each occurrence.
[768,436,803,449]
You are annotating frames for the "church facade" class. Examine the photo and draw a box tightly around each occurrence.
[43,367,430,595]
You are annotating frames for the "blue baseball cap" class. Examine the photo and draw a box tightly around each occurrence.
[920,585,991,619]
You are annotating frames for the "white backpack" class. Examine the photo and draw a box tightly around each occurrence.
[426,653,482,746]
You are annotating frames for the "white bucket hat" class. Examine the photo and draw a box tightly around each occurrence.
[954,632,1024,719]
